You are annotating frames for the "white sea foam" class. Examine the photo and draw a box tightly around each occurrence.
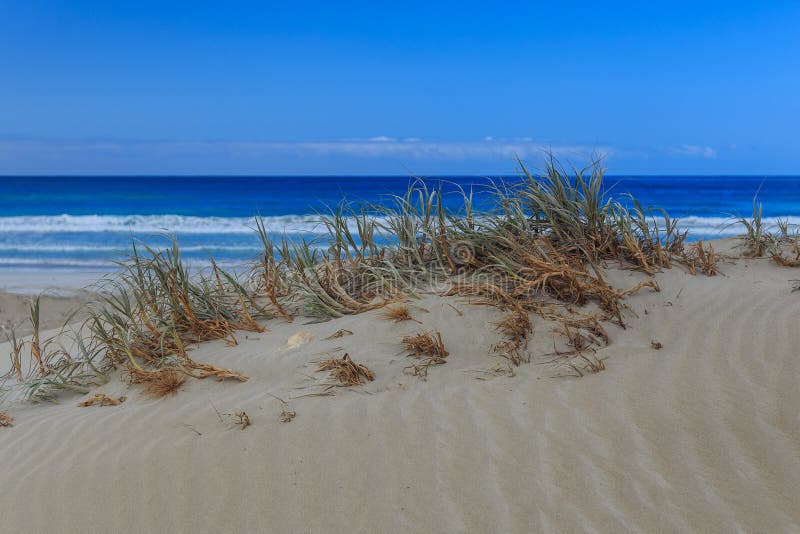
[0,244,263,253]
[676,215,800,236]
[0,213,797,240]
[0,214,329,234]
[0,257,250,269]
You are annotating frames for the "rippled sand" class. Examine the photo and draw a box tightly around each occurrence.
[1,242,799,532]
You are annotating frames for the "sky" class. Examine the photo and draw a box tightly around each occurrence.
[1,1,799,175]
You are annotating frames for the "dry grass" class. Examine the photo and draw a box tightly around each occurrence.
[683,241,719,275]
[695,241,719,275]
[183,359,249,382]
[279,407,296,423]
[772,237,800,266]
[402,330,449,357]
[538,316,611,378]
[3,155,707,402]
[402,331,449,378]
[560,353,606,377]
[317,353,375,387]
[493,308,533,365]
[77,393,126,407]
[4,328,24,382]
[266,394,297,423]
[324,329,353,340]
[383,304,420,323]
[0,412,13,427]
[772,253,800,267]
[233,411,250,430]
[126,368,186,398]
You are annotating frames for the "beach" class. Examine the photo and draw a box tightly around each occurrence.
[1,237,799,532]
[5,2,800,531]
[0,271,101,338]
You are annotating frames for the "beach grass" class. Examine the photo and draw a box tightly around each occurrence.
[7,155,788,405]
[317,353,374,387]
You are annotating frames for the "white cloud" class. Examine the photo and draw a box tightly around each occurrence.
[0,138,611,161]
[2,138,723,164]
[668,145,718,159]
[230,139,610,160]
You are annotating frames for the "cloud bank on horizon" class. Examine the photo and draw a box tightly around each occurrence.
[0,137,733,175]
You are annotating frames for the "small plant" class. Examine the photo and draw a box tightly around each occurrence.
[383,304,419,323]
[730,193,770,257]
[493,308,533,365]
[401,331,449,378]
[233,411,251,430]
[29,296,46,376]
[317,353,374,387]
[126,368,186,398]
[564,353,606,377]
[695,241,719,276]
[771,233,800,267]
[4,328,24,382]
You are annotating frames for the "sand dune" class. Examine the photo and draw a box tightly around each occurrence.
[1,244,799,532]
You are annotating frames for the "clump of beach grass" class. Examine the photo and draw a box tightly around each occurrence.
[492,308,533,366]
[683,240,719,276]
[5,300,106,402]
[4,327,24,382]
[771,226,800,266]
[3,154,703,405]
[731,194,771,257]
[402,331,449,378]
[136,368,186,398]
[560,353,606,377]
[233,411,251,430]
[317,353,374,387]
[383,304,420,323]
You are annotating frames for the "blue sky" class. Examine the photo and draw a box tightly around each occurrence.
[1,1,799,175]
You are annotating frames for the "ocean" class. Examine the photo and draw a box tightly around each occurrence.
[1,175,799,272]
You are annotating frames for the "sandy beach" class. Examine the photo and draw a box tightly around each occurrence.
[4,2,800,531]
[1,238,798,533]
[0,274,98,337]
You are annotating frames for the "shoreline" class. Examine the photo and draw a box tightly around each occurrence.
[0,270,107,296]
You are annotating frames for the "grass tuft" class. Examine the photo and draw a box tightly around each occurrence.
[3,154,722,399]
[402,331,449,378]
[143,369,186,398]
[493,308,533,365]
[317,353,374,387]
[383,304,419,323]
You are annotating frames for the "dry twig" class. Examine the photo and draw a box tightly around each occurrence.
[78,393,126,407]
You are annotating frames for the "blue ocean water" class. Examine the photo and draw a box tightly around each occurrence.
[1,175,799,271]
